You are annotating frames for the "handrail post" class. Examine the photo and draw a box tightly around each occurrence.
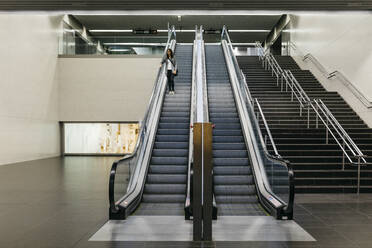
[307,103,310,129]
[291,80,294,101]
[326,118,329,144]
[315,102,319,128]
[357,156,361,195]
[342,138,345,170]
[276,73,279,86]
[280,74,284,91]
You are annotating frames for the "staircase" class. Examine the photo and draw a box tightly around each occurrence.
[237,55,372,193]
[206,45,264,215]
[136,44,192,215]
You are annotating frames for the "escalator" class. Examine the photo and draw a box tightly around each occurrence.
[206,45,265,216]
[109,26,293,222]
[136,44,192,215]
[109,31,194,219]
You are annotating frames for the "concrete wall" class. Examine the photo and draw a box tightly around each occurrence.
[0,14,63,165]
[58,55,161,122]
[288,12,372,126]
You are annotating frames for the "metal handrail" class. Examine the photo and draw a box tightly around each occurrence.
[289,41,372,109]
[254,99,280,158]
[109,26,176,218]
[225,29,284,161]
[311,99,368,194]
[185,26,198,219]
[241,70,253,104]
[328,71,372,109]
[257,44,368,194]
[200,25,209,123]
[256,42,312,128]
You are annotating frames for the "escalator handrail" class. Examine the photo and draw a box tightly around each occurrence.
[185,26,198,216]
[185,26,217,219]
[109,27,176,215]
[221,25,294,218]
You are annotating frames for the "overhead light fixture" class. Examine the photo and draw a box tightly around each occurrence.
[231,42,256,46]
[89,29,132,32]
[75,10,282,16]
[90,29,269,34]
[91,29,194,33]
[229,30,270,32]
[109,49,131,52]
[204,29,221,34]
[133,29,158,34]
[104,42,166,46]
[158,29,194,33]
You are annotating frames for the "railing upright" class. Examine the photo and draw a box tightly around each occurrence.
[255,42,369,194]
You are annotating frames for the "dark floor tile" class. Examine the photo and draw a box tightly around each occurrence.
[284,241,321,248]
[215,241,287,248]
[2,157,372,248]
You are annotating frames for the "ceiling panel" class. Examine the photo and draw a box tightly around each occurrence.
[74,14,280,44]
[74,15,282,30]
[1,0,372,10]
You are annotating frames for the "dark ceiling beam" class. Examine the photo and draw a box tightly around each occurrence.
[0,1,372,10]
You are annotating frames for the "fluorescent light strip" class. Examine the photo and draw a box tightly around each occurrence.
[105,42,256,46]
[158,29,195,32]
[229,30,270,33]
[90,29,132,32]
[90,29,195,33]
[74,10,283,16]
[104,42,166,46]
[109,49,131,52]
[92,29,268,33]
[232,43,256,45]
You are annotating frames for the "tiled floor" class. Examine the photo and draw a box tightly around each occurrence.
[0,157,372,248]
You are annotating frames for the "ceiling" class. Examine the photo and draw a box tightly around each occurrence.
[1,0,372,10]
[74,15,282,46]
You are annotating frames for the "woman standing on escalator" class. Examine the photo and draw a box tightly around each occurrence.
[161,48,177,95]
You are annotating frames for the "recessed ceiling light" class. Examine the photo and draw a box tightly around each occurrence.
[104,42,166,46]
[89,29,132,32]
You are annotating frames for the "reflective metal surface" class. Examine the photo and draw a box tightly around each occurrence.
[256,41,369,195]
[109,27,177,219]
[222,26,294,219]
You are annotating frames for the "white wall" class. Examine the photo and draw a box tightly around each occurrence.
[58,56,161,121]
[288,12,372,126]
[0,14,63,165]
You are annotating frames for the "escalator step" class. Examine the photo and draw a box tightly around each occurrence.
[144,184,186,194]
[214,175,253,185]
[142,194,185,203]
[147,174,187,184]
[214,185,256,195]
[149,165,187,174]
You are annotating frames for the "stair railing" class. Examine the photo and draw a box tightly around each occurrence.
[255,42,283,86]
[282,70,312,128]
[311,99,368,194]
[241,69,281,160]
[254,99,281,158]
[255,44,369,194]
[256,41,312,128]
[289,41,372,109]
